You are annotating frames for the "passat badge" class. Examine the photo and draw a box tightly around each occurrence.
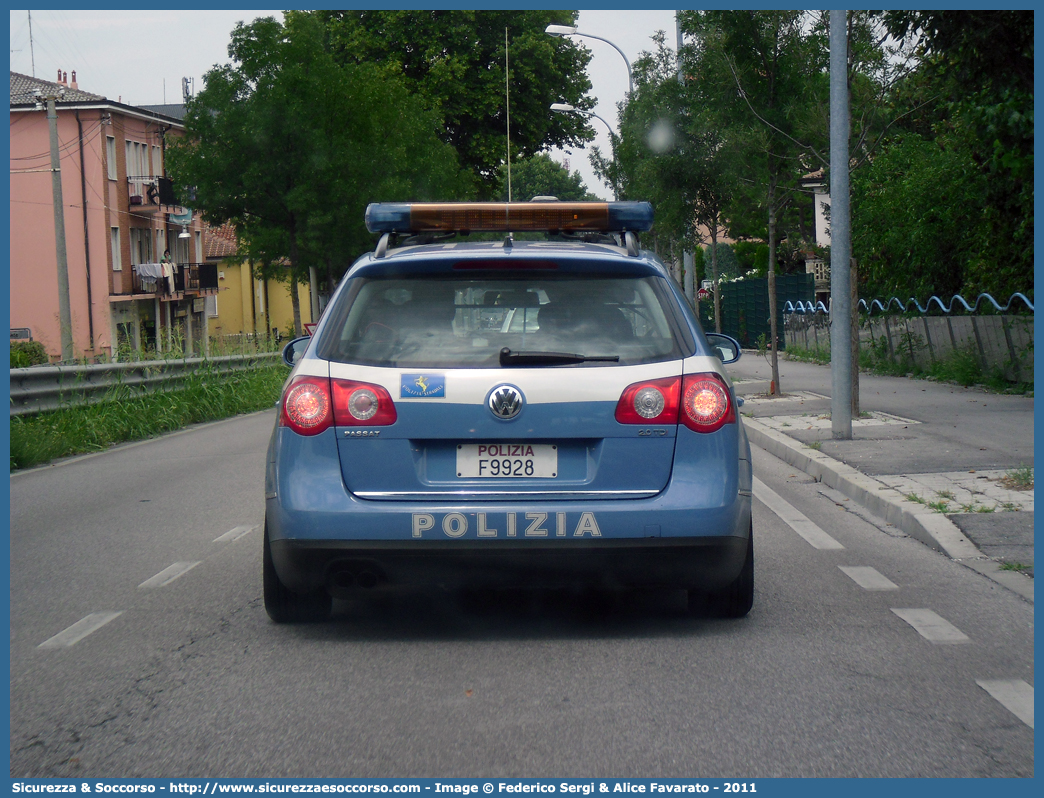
[401,374,445,398]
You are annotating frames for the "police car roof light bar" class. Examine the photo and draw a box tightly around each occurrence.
[365,202,653,235]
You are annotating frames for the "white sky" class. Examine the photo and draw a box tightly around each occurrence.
[549,10,680,199]
[9,8,679,200]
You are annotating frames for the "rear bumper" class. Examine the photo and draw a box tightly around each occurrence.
[271,536,749,594]
[266,425,752,593]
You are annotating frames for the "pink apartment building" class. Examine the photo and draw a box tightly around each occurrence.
[10,70,214,361]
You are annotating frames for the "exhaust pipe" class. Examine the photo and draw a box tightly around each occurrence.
[326,564,384,597]
[330,570,355,589]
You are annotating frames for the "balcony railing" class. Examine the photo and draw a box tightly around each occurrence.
[122,263,218,297]
[127,176,178,211]
[174,263,219,293]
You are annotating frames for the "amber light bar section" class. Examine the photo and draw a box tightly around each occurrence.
[408,202,611,232]
[365,201,653,234]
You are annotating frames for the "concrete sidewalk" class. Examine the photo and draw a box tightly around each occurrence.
[726,353,1034,602]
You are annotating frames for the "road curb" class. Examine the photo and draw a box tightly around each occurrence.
[743,416,1033,603]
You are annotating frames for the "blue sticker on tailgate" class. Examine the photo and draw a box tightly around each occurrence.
[401,374,446,398]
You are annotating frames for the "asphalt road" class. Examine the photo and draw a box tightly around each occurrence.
[9,410,1034,778]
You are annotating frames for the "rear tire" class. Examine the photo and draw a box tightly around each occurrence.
[689,524,754,618]
[263,520,332,623]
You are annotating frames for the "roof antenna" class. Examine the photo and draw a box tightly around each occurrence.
[504,27,514,248]
[505,27,511,204]
[28,11,35,77]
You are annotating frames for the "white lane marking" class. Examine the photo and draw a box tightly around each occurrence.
[38,612,124,649]
[891,608,970,644]
[976,679,1034,728]
[753,476,844,549]
[214,524,256,543]
[138,561,201,589]
[838,566,899,591]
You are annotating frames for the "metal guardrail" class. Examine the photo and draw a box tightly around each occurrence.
[9,352,282,417]
[783,292,1034,315]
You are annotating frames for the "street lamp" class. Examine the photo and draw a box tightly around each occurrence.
[550,103,618,200]
[545,24,633,95]
[549,102,614,138]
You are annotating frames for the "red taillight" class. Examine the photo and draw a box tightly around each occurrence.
[280,376,333,436]
[681,373,734,433]
[615,377,681,425]
[332,379,397,426]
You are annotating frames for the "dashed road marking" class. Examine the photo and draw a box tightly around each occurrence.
[975,679,1034,728]
[214,524,256,543]
[891,608,970,644]
[38,612,124,649]
[138,561,200,589]
[753,477,844,549]
[839,566,899,590]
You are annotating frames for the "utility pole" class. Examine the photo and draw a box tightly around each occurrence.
[677,12,695,305]
[43,90,75,361]
[829,10,852,439]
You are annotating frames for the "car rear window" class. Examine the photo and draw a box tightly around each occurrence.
[319,274,686,368]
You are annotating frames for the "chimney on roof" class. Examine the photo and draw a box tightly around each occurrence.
[62,70,68,85]
[57,68,63,84]
[70,71,77,90]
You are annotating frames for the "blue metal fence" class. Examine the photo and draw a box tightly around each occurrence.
[783,292,1034,315]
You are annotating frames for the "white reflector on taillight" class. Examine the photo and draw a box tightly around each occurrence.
[331,380,398,426]
[347,388,379,421]
[614,377,680,425]
[633,386,666,419]
[681,374,734,433]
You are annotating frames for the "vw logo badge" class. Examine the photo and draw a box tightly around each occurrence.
[488,385,523,419]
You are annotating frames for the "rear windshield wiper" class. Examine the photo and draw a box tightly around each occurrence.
[499,347,620,366]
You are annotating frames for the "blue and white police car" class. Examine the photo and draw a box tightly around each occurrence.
[264,201,752,621]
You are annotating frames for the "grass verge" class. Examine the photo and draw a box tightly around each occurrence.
[11,363,287,471]
[784,340,1032,395]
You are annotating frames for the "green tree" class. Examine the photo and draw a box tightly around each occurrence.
[306,10,596,198]
[852,134,986,299]
[167,15,467,335]
[605,31,742,330]
[879,11,1033,300]
[681,10,827,394]
[499,153,599,202]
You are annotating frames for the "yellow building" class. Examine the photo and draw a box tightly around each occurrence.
[204,223,313,342]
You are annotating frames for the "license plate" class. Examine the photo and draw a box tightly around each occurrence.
[456,443,558,478]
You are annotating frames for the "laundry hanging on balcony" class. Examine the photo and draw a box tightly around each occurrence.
[134,262,164,293]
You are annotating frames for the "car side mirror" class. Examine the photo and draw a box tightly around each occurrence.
[282,336,311,368]
[705,333,741,364]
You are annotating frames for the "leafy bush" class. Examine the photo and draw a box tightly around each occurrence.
[733,241,769,277]
[708,242,739,280]
[927,345,983,387]
[10,340,49,368]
